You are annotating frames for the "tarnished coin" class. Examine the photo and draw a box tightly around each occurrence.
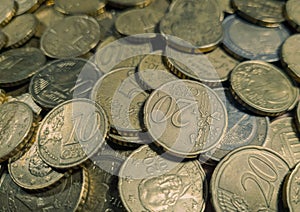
[202,88,269,163]
[137,52,178,91]
[0,168,88,212]
[223,15,291,62]
[9,143,65,190]
[29,58,102,109]
[0,30,7,51]
[285,163,300,211]
[115,9,164,36]
[165,46,238,86]
[15,0,41,15]
[281,34,300,83]
[285,0,300,32]
[0,0,16,27]
[264,117,300,167]
[108,0,153,8]
[0,101,37,163]
[41,15,100,58]
[91,67,149,136]
[211,146,290,212]
[0,48,46,88]
[232,0,285,27]
[144,80,227,158]
[119,145,208,211]
[2,14,38,48]
[230,60,299,116]
[54,0,106,16]
[37,99,109,169]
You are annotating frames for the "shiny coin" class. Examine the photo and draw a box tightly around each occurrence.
[108,0,153,8]
[165,46,238,86]
[285,162,300,211]
[54,0,106,16]
[119,145,208,211]
[137,52,178,91]
[9,143,65,190]
[230,60,298,116]
[202,88,269,163]
[29,58,102,109]
[0,30,7,51]
[0,168,88,212]
[0,48,46,88]
[281,34,300,83]
[0,0,16,27]
[144,80,227,158]
[15,0,41,15]
[264,117,300,167]
[232,0,285,27]
[37,99,109,169]
[285,0,300,32]
[211,146,290,212]
[2,14,38,48]
[41,15,100,58]
[91,67,149,136]
[0,101,37,163]
[223,15,291,62]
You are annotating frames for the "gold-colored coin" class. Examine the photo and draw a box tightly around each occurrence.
[144,80,227,158]
[285,0,300,32]
[15,0,41,15]
[119,145,208,211]
[281,34,300,83]
[284,162,300,211]
[108,0,153,8]
[41,15,100,58]
[54,0,106,16]
[37,99,109,169]
[0,101,37,163]
[0,30,8,51]
[2,14,38,49]
[232,0,285,27]
[0,89,6,105]
[0,0,17,27]
[230,60,299,116]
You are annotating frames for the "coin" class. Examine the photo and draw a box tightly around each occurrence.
[0,89,6,105]
[222,15,291,62]
[95,11,122,41]
[54,0,106,16]
[37,99,109,169]
[108,0,153,8]
[281,34,300,83]
[147,0,170,13]
[144,80,227,158]
[41,15,100,58]
[118,145,208,211]
[0,30,7,51]
[211,146,290,212]
[109,133,150,147]
[91,67,149,136]
[29,58,102,109]
[232,0,285,27]
[230,60,299,116]
[0,48,46,88]
[0,0,16,27]
[284,162,300,211]
[285,0,300,32]
[165,46,238,86]
[264,117,300,168]
[137,52,178,91]
[15,0,41,15]
[0,168,88,212]
[202,88,269,163]
[217,0,234,14]
[0,101,37,163]
[2,14,38,48]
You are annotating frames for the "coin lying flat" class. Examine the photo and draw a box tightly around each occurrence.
[144,80,227,158]
[211,146,290,212]
[108,0,153,8]
[232,0,285,27]
[37,99,109,169]
[2,14,38,48]
[285,0,300,32]
[281,34,300,83]
[230,60,299,116]
[29,58,102,109]
[0,101,37,163]
[285,162,300,212]
[223,15,291,62]
[0,168,88,212]
[15,0,41,15]
[119,145,208,211]
[41,15,100,58]
[0,48,46,88]
[0,0,16,27]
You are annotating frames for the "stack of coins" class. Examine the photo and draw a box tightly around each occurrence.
[0,0,300,211]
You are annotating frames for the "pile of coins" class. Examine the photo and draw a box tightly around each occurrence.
[0,0,300,211]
